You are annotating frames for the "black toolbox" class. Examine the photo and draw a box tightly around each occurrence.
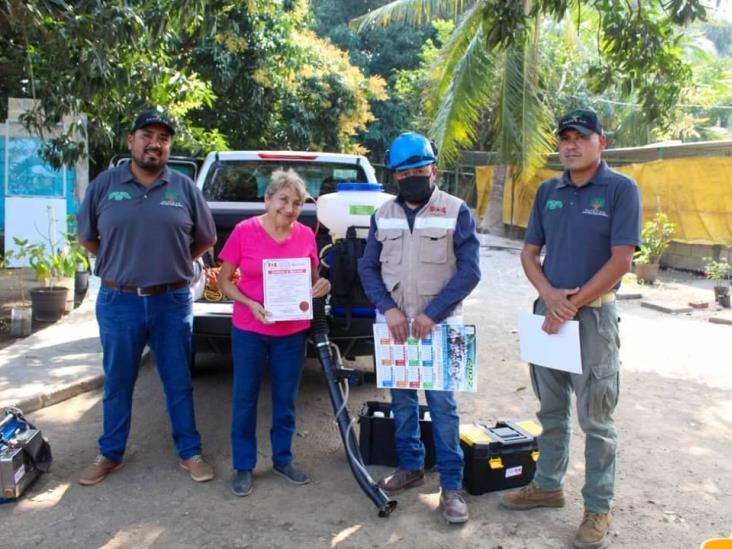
[460,420,541,495]
[358,401,435,469]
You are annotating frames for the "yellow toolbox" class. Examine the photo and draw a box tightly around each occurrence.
[460,420,541,495]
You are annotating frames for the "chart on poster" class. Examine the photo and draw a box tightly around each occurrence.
[373,323,477,392]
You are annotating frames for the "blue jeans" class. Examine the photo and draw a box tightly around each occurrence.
[530,300,620,513]
[231,327,306,471]
[390,388,463,490]
[96,286,201,462]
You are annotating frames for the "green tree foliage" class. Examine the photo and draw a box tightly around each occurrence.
[353,0,710,175]
[188,1,385,154]
[539,14,732,147]
[0,0,224,172]
[311,0,435,160]
[393,20,456,137]
[652,17,732,142]
[1,0,383,172]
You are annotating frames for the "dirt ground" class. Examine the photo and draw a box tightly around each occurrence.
[1,246,731,548]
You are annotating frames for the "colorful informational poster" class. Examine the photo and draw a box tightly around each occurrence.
[373,323,477,392]
[262,258,312,321]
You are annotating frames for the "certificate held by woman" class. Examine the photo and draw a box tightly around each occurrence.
[263,257,313,321]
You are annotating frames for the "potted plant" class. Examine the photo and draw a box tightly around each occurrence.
[15,235,88,321]
[634,212,675,284]
[704,258,730,307]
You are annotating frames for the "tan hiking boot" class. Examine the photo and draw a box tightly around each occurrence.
[440,489,469,524]
[500,482,566,510]
[79,455,123,486]
[574,510,612,549]
[377,468,425,494]
[179,455,214,482]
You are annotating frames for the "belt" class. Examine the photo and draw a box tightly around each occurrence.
[102,279,189,297]
[585,291,616,308]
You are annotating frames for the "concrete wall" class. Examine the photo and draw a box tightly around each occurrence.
[662,242,732,273]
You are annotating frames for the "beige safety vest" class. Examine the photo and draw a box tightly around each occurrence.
[374,188,463,318]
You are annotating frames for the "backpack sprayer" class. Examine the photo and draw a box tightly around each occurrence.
[312,183,396,516]
[311,296,395,517]
[317,183,392,333]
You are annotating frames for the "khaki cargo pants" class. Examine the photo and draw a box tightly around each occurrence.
[530,299,620,513]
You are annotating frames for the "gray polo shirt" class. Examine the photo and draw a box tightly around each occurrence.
[525,160,641,290]
[78,164,216,287]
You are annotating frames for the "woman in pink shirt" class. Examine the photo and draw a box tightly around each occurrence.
[217,169,330,497]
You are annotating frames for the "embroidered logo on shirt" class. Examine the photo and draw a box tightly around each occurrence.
[160,191,184,208]
[582,196,608,217]
[108,191,132,201]
[545,200,563,210]
[427,206,447,215]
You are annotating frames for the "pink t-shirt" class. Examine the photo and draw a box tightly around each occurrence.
[218,216,318,336]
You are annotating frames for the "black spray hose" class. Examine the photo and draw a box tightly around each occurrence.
[311,297,396,517]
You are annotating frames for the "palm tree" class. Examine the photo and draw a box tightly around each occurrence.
[353,0,708,228]
[354,1,552,177]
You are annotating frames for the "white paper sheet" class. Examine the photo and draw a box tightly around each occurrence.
[518,312,582,374]
[262,258,312,321]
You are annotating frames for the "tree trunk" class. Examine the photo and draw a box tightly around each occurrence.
[478,164,507,235]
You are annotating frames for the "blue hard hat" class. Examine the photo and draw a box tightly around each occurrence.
[384,132,437,171]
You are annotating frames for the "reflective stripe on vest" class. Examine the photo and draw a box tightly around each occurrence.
[376,218,410,230]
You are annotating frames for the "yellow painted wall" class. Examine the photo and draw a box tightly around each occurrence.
[474,165,496,217]
[492,157,732,245]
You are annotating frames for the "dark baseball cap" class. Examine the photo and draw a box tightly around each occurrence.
[130,109,176,135]
[557,108,602,136]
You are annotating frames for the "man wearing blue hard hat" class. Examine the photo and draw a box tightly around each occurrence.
[358,131,480,524]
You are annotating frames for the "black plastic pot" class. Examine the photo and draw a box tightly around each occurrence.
[75,270,90,295]
[30,286,69,322]
[74,270,90,308]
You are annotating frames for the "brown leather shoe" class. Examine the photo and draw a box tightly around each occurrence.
[573,510,612,549]
[500,482,566,510]
[440,489,469,524]
[179,455,214,482]
[378,468,425,494]
[79,455,123,486]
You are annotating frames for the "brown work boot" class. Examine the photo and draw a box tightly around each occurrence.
[378,468,425,494]
[79,455,123,486]
[440,489,469,524]
[179,455,214,482]
[573,510,612,549]
[500,482,566,510]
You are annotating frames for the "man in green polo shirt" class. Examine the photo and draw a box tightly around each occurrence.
[501,109,641,549]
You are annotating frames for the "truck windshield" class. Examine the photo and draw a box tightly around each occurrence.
[202,160,368,202]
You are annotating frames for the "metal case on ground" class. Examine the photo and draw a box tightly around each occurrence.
[0,413,45,500]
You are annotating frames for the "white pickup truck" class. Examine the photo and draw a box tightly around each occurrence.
[192,150,380,366]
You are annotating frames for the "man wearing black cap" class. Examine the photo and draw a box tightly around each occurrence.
[501,109,641,549]
[77,108,217,486]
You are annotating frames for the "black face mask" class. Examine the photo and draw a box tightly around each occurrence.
[398,175,434,204]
